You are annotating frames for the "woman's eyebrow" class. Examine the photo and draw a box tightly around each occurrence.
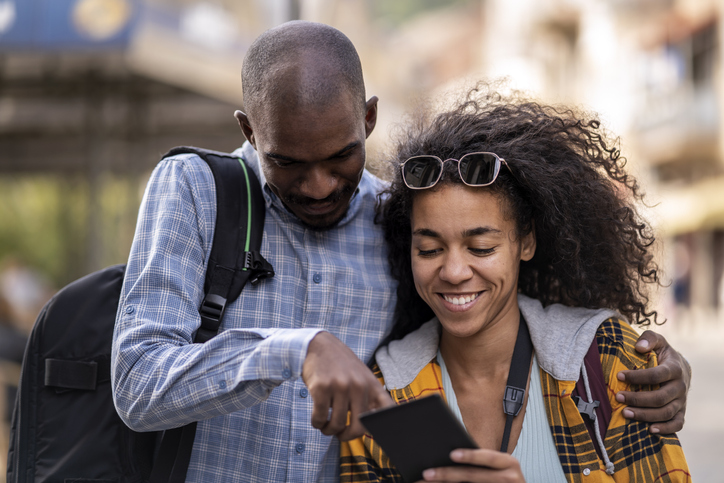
[412,226,501,238]
[463,226,501,237]
[412,228,439,238]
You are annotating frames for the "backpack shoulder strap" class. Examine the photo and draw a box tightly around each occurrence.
[163,146,274,343]
[149,146,274,483]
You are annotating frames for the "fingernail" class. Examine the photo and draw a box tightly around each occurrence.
[450,449,464,460]
[623,409,634,419]
[617,371,626,381]
[637,340,649,350]
[423,469,435,480]
[616,393,625,403]
[650,426,660,434]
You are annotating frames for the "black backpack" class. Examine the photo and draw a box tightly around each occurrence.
[7,147,274,483]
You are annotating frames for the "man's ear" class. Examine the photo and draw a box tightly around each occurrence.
[234,110,255,147]
[520,222,536,262]
[364,96,378,139]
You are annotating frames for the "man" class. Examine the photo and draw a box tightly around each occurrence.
[112,21,689,482]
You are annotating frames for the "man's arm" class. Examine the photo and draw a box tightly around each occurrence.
[111,156,391,436]
[111,157,320,431]
[616,331,691,434]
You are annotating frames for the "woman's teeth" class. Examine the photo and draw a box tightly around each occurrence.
[442,293,480,305]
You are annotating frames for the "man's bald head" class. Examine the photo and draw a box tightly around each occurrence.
[241,21,366,121]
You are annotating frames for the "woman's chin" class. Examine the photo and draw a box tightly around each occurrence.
[438,319,483,340]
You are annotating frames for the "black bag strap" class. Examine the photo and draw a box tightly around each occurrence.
[500,314,533,453]
[148,146,274,483]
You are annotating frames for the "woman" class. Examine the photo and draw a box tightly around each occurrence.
[340,88,690,482]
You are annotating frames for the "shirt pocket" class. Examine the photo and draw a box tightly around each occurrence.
[331,282,396,362]
[333,282,394,328]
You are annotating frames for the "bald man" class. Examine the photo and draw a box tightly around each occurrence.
[112,21,690,482]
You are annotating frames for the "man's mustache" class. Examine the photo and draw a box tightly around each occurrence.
[283,185,353,207]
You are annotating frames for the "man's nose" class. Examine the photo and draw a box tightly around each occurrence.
[299,165,337,199]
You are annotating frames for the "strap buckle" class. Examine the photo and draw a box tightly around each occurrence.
[197,293,227,342]
[503,385,525,416]
[574,396,600,421]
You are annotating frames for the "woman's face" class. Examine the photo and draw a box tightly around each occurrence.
[410,184,536,339]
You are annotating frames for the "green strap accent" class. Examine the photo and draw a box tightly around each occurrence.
[238,158,252,267]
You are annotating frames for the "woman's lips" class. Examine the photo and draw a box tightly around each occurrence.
[438,291,482,311]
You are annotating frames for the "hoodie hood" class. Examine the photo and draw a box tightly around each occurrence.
[376,294,620,389]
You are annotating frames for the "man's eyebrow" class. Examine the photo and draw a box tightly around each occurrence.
[265,142,360,163]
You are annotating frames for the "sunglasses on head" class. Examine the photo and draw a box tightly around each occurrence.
[400,152,510,190]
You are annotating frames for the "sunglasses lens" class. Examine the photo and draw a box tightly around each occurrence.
[459,153,499,186]
[402,156,443,188]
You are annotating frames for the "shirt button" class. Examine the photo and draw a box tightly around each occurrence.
[295,442,305,453]
[583,468,591,476]
[300,387,309,398]
[218,380,227,389]
[312,273,322,283]
[125,305,135,314]
[282,368,292,379]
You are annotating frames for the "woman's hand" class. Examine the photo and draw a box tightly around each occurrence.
[416,448,525,483]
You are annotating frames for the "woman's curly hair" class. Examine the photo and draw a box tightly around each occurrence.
[378,85,662,344]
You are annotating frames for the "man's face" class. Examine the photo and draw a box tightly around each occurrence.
[237,93,377,229]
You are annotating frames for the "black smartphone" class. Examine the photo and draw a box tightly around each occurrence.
[359,394,478,482]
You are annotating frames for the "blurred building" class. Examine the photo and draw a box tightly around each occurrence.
[465,0,724,322]
[2,0,722,303]
[0,0,302,280]
[626,0,724,320]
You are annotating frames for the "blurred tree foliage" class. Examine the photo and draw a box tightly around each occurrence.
[0,174,144,289]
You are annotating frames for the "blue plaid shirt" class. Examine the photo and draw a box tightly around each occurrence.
[111,142,396,482]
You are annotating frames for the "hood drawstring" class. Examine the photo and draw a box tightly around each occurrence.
[581,363,616,475]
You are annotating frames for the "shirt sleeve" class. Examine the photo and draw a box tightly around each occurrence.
[111,156,322,432]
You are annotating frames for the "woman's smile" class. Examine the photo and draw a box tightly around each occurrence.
[439,291,483,311]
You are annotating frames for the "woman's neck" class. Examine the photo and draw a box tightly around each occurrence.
[438,303,521,382]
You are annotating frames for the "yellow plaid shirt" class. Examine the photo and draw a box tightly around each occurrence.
[341,318,690,482]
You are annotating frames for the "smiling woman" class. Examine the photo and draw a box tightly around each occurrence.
[410,187,535,342]
[341,86,691,482]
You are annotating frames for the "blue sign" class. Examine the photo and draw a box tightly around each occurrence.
[0,0,138,50]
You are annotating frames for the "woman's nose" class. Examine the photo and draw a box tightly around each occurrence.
[438,250,473,284]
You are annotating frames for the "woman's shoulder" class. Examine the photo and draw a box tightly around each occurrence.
[596,317,653,362]
[595,317,657,389]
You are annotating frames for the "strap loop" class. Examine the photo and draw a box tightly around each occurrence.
[244,251,275,285]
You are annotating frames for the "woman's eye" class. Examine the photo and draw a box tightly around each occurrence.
[417,248,440,257]
[470,247,495,255]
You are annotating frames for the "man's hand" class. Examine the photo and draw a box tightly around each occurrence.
[302,331,394,441]
[616,330,691,434]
